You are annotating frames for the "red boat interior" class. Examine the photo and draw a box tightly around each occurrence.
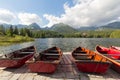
[96,46,120,60]
[96,46,109,54]
[35,47,62,62]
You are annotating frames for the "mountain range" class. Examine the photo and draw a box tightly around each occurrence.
[50,23,77,33]
[1,21,120,33]
[0,23,41,30]
[99,21,120,29]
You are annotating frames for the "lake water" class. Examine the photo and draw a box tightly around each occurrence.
[0,38,120,54]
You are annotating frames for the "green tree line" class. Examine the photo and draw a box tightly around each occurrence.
[0,25,63,38]
[0,25,120,38]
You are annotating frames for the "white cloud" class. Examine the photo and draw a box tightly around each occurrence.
[0,9,43,26]
[18,13,42,25]
[0,9,16,24]
[43,14,61,27]
[44,0,120,28]
[73,0,90,4]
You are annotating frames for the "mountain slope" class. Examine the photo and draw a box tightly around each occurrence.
[29,23,41,30]
[50,23,77,33]
[100,21,120,29]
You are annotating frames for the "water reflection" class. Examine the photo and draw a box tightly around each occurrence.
[0,42,34,54]
[0,38,120,54]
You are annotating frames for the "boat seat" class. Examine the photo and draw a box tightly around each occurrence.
[74,59,93,62]
[74,56,92,60]
[46,56,59,59]
[74,54,95,60]
[41,53,60,56]
[73,54,95,56]
[20,52,34,54]
[74,51,86,53]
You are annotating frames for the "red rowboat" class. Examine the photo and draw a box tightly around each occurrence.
[96,45,120,60]
[0,46,35,68]
[96,45,120,73]
[110,46,120,51]
[72,47,111,73]
[27,46,63,73]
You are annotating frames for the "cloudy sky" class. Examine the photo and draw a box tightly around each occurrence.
[0,0,120,28]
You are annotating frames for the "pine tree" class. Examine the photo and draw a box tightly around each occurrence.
[9,25,14,36]
[14,26,19,35]
[6,25,14,36]
[0,25,5,35]
[20,28,27,36]
[20,28,24,36]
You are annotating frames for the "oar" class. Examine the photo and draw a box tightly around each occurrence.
[103,54,120,56]
[97,52,120,66]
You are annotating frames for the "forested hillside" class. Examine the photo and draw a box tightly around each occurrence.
[0,22,120,38]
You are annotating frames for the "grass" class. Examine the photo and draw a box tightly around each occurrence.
[0,35,34,46]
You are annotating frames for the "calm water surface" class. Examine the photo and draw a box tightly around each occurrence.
[0,38,120,54]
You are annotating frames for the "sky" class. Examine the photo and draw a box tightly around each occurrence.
[0,0,120,28]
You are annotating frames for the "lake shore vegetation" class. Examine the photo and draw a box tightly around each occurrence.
[0,25,34,46]
[0,24,120,46]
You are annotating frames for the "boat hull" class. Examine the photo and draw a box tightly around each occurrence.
[0,53,34,68]
[111,64,120,73]
[27,61,58,73]
[76,61,110,73]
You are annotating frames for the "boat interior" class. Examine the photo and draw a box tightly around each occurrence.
[72,47,110,63]
[35,48,62,62]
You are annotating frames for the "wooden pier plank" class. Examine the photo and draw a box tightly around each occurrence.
[0,70,12,77]
[18,71,29,80]
[23,73,36,80]
[0,70,13,80]
[9,65,28,80]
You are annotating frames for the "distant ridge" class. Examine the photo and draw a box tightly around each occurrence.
[50,23,77,33]
[0,23,41,30]
[99,21,120,29]
[1,21,120,32]
[29,23,41,30]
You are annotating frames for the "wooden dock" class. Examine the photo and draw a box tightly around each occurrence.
[0,52,120,80]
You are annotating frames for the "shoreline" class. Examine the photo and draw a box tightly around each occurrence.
[0,35,34,46]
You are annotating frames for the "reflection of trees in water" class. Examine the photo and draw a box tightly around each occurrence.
[1,38,120,53]
[0,42,34,54]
